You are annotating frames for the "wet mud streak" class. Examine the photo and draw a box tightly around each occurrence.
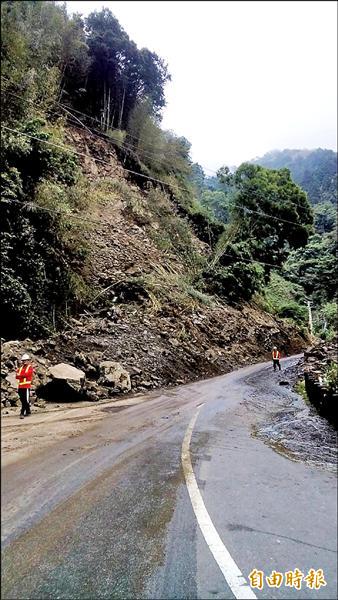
[2,433,185,600]
[246,361,337,472]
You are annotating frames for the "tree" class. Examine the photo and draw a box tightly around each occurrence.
[200,190,229,222]
[313,202,337,233]
[1,1,68,120]
[59,14,91,103]
[202,163,314,301]
[283,231,337,305]
[252,148,337,205]
[82,8,170,130]
[127,101,192,177]
[230,163,313,267]
[138,48,170,117]
[189,163,205,196]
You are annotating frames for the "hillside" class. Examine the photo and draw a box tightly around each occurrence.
[252,148,337,205]
[250,150,337,337]
[1,125,308,403]
[191,148,337,339]
[1,1,315,405]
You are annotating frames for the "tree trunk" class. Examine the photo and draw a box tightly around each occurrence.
[118,85,126,130]
[103,81,107,131]
[107,87,111,133]
[110,108,116,130]
[58,62,68,102]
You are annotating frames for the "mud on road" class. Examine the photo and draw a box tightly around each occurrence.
[2,356,337,600]
[246,363,337,473]
[3,358,336,473]
[1,395,152,467]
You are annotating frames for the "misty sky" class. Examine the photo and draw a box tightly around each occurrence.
[65,1,337,172]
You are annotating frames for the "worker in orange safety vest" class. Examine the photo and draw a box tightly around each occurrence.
[272,346,281,371]
[16,354,34,418]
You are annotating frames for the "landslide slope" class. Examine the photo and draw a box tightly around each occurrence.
[35,124,307,394]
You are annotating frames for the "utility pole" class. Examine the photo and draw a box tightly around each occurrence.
[307,300,313,337]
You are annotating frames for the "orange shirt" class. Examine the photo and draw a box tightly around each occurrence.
[272,350,281,360]
[16,364,34,389]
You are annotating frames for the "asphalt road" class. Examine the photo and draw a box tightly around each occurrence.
[1,357,337,599]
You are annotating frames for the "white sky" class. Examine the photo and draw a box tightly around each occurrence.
[65,0,337,172]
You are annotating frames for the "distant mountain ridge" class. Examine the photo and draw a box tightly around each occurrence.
[251,148,337,205]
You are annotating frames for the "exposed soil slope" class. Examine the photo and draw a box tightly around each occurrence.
[2,125,309,406]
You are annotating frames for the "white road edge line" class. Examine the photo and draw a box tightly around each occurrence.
[181,404,257,600]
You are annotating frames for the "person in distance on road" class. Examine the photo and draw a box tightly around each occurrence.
[272,346,281,371]
[16,354,34,419]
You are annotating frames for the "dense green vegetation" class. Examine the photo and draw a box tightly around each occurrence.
[191,149,337,339]
[0,1,187,337]
[252,149,337,206]
[282,232,337,339]
[250,150,337,338]
[255,273,307,326]
[200,163,313,301]
[253,151,337,337]
[1,0,328,341]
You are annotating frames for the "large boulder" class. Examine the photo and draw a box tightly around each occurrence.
[48,363,85,384]
[34,359,50,386]
[98,361,131,392]
[2,341,24,370]
[37,363,86,402]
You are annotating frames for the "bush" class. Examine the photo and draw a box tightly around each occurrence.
[0,119,91,339]
[322,302,338,337]
[294,379,307,400]
[325,362,338,393]
[277,302,308,324]
[202,261,264,302]
[146,188,203,271]
[258,272,307,324]
[107,129,126,148]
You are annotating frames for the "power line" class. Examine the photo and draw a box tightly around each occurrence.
[1,87,74,129]
[1,125,311,230]
[58,102,141,143]
[58,103,195,161]
[1,82,189,167]
[58,103,221,169]
[1,124,182,190]
[51,110,316,216]
[58,113,316,218]
[61,109,186,167]
[211,252,284,270]
[0,83,152,157]
[235,205,309,228]
[1,76,194,162]
[0,77,319,216]
[1,197,107,226]
[1,197,285,271]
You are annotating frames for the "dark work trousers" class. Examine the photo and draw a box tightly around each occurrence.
[18,388,31,415]
[273,359,281,371]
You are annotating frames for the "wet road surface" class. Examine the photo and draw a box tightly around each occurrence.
[1,357,337,599]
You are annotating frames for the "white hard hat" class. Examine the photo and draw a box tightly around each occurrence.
[21,353,30,360]
[273,346,277,350]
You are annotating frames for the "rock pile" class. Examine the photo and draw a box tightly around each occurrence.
[1,121,312,412]
[1,340,52,407]
[1,339,132,407]
[303,340,337,427]
[1,293,309,410]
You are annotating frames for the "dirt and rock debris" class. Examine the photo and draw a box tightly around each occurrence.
[1,125,309,412]
[1,301,307,410]
[302,340,337,426]
[248,362,337,473]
